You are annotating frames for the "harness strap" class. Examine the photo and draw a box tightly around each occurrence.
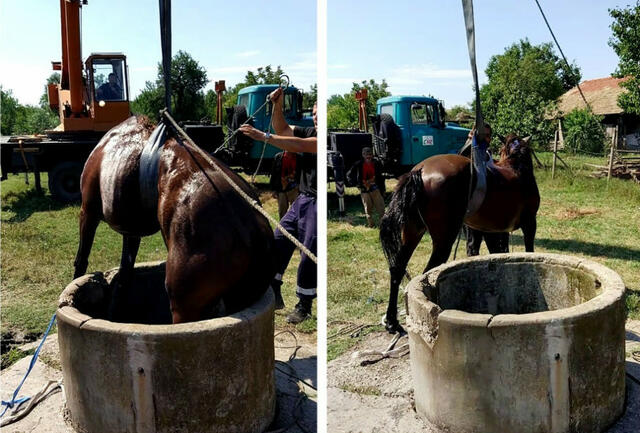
[139,122,167,214]
[466,136,488,217]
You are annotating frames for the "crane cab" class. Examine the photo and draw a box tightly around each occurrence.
[85,54,130,131]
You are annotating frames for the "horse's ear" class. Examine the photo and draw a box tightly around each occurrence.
[522,136,532,145]
[497,134,506,144]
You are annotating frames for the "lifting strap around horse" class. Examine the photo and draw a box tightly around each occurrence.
[139,122,167,214]
[462,0,487,217]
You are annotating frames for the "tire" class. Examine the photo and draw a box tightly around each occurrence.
[229,105,254,153]
[377,113,403,168]
[48,161,83,203]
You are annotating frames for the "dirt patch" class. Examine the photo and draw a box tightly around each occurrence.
[554,206,600,220]
[328,324,640,433]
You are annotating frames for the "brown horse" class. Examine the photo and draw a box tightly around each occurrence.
[380,135,540,333]
[73,116,275,324]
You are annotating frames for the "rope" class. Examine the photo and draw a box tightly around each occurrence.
[351,333,410,366]
[161,110,317,264]
[250,106,274,184]
[213,96,273,155]
[1,313,57,423]
[533,0,592,113]
[0,380,63,427]
[214,75,290,156]
[267,330,315,433]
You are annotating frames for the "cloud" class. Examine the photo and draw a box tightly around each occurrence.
[235,50,260,58]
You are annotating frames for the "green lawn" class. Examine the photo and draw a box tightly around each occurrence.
[1,172,314,367]
[327,152,640,360]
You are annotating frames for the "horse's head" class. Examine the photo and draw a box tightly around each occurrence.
[499,134,533,174]
[499,134,530,159]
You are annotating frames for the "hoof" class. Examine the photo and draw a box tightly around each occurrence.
[384,318,404,334]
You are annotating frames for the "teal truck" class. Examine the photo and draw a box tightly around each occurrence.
[328,95,470,213]
[220,84,314,172]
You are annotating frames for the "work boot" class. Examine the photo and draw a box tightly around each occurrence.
[271,281,285,310]
[286,298,312,324]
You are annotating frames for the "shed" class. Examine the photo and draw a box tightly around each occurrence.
[556,76,639,149]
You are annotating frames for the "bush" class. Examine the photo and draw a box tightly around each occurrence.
[562,109,606,154]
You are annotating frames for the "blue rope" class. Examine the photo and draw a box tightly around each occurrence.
[1,313,57,418]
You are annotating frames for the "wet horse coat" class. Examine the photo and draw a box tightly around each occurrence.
[74,116,275,323]
[380,136,540,333]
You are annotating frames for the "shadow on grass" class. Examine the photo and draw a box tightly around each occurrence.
[327,191,391,228]
[1,188,70,223]
[509,233,640,262]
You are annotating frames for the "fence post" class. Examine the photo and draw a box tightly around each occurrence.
[552,120,559,179]
[607,125,618,182]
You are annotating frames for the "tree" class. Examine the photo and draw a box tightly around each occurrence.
[609,2,640,115]
[327,79,391,130]
[1,87,19,135]
[223,65,286,110]
[479,39,581,147]
[563,108,605,154]
[446,104,474,128]
[131,50,208,122]
[39,73,61,110]
[303,83,317,110]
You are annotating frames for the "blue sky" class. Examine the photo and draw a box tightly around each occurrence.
[328,0,627,107]
[0,0,317,105]
[0,1,630,108]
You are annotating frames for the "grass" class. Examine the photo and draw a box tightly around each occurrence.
[1,172,315,368]
[327,151,640,360]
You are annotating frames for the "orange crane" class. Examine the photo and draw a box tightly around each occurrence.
[1,0,132,201]
[48,0,130,133]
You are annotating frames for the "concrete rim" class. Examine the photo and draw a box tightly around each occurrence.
[412,252,626,326]
[57,265,274,335]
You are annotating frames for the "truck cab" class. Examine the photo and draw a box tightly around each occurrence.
[376,96,469,168]
[236,84,314,161]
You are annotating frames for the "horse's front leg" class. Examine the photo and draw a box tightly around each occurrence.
[108,235,141,321]
[521,213,537,252]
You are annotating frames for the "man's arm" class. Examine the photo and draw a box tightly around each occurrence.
[269,88,295,136]
[238,124,316,153]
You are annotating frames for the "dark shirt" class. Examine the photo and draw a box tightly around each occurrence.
[97,83,123,101]
[270,151,301,192]
[293,126,317,196]
[347,158,386,193]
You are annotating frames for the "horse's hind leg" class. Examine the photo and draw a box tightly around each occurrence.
[423,219,463,273]
[73,207,100,279]
[109,235,141,320]
[385,224,424,334]
[521,213,537,252]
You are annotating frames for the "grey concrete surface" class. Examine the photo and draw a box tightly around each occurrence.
[1,331,317,433]
[328,326,640,433]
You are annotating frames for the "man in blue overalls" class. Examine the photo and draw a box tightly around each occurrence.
[239,88,317,324]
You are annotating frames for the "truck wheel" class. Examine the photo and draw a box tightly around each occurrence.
[48,161,83,203]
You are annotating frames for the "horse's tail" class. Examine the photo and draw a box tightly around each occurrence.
[380,169,425,269]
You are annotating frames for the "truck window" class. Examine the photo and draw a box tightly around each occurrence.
[410,103,436,125]
[238,94,249,110]
[266,93,295,117]
[93,59,126,102]
[380,104,394,118]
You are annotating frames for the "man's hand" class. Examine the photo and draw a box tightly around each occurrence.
[269,87,283,104]
[239,124,266,141]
